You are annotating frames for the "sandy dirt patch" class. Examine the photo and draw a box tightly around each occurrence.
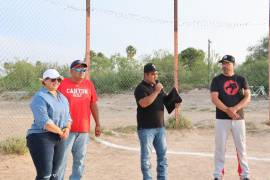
[0,89,269,179]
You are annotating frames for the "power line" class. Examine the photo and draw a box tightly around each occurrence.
[42,0,267,28]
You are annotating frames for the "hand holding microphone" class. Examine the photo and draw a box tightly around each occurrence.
[154,80,163,93]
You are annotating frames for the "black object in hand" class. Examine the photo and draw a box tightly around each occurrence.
[164,87,182,114]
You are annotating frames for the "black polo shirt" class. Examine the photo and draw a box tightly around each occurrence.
[134,80,166,130]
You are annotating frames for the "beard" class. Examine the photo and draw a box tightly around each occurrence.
[222,67,229,73]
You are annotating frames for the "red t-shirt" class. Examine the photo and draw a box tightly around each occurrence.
[58,78,97,132]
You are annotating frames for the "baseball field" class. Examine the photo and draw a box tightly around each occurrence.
[0,89,269,180]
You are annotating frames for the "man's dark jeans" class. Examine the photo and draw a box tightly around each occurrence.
[27,132,66,180]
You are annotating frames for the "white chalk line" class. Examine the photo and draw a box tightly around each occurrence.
[93,138,270,162]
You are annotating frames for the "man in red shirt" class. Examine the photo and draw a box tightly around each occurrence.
[58,60,101,180]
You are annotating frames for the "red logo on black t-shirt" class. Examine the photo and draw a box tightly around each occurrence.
[223,80,239,95]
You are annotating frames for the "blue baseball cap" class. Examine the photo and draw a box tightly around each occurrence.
[70,60,87,69]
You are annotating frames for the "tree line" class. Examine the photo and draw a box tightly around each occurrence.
[0,37,268,95]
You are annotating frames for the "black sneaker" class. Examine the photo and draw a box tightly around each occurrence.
[242,178,250,180]
[214,178,219,180]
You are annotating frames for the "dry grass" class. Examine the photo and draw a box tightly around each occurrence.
[0,137,28,155]
[113,125,137,134]
[165,115,193,129]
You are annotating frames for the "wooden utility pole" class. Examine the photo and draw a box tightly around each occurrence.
[85,0,90,80]
[174,0,180,125]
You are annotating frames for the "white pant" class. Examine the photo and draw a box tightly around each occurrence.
[214,119,249,179]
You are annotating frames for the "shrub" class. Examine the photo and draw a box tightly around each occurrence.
[165,114,192,129]
[0,137,28,155]
[0,60,70,96]
[237,60,268,93]
[92,71,120,93]
[116,70,141,90]
[92,69,141,94]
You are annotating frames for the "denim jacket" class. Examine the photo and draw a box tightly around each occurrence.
[27,87,71,136]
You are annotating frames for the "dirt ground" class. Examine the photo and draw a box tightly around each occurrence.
[0,89,270,180]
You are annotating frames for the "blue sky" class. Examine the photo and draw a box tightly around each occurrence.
[0,0,268,65]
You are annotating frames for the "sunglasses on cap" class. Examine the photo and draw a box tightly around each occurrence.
[72,67,87,73]
[45,78,62,83]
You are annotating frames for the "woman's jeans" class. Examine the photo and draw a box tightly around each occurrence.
[27,132,66,180]
[138,127,168,180]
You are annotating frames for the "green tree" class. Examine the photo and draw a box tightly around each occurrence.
[246,36,268,62]
[237,60,268,90]
[0,60,70,94]
[90,50,97,58]
[90,50,112,73]
[126,45,137,60]
[189,60,208,87]
[91,53,141,93]
[144,50,174,90]
[0,60,40,92]
[179,47,205,70]
[237,36,268,92]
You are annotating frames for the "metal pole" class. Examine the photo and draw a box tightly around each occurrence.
[207,39,211,87]
[85,0,90,80]
[174,0,180,126]
[268,0,270,122]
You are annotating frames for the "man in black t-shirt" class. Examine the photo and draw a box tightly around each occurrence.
[134,63,168,180]
[210,55,251,180]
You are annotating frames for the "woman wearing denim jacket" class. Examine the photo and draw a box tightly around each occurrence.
[26,69,72,180]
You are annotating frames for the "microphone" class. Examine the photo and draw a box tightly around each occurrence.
[155,80,164,93]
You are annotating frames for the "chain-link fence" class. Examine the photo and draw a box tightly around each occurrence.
[0,0,268,142]
[0,47,215,142]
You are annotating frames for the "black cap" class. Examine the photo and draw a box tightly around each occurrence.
[70,60,87,69]
[218,55,235,63]
[144,63,157,73]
